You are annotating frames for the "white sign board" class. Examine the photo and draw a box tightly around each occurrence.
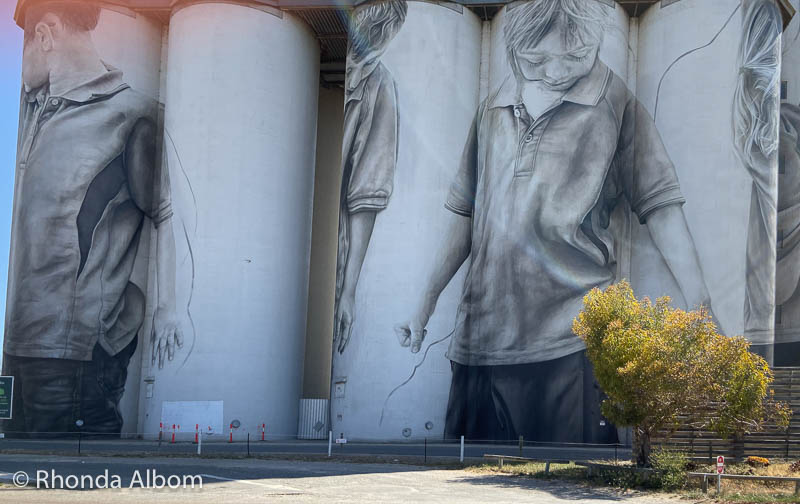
[161,401,224,435]
[717,455,725,474]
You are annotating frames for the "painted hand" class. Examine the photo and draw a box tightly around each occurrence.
[335,292,356,354]
[395,301,434,354]
[152,306,184,369]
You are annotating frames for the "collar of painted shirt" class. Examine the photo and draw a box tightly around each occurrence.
[489,59,611,110]
[24,63,129,105]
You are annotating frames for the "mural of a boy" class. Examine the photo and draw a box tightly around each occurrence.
[3,0,180,436]
[334,0,407,354]
[397,0,717,442]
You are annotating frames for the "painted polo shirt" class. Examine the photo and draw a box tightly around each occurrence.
[445,60,685,366]
[335,61,399,303]
[5,69,172,361]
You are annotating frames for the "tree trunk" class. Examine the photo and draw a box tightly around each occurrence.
[634,427,652,467]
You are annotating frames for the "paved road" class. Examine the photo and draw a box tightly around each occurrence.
[0,454,679,503]
[0,438,629,463]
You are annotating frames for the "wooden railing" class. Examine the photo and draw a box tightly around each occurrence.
[653,368,800,462]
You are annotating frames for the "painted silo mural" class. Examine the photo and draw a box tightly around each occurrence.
[3,2,173,437]
[330,0,786,442]
[776,0,800,364]
[1,0,795,443]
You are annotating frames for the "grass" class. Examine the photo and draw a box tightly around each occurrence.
[467,461,587,481]
[683,461,800,502]
[468,459,800,503]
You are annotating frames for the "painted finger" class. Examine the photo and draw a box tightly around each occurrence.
[410,328,427,354]
[157,336,166,369]
[337,318,350,354]
[339,319,354,354]
[151,326,159,366]
[394,325,411,347]
[175,327,184,349]
[333,311,342,343]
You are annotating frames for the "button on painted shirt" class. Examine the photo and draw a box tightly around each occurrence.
[445,61,685,366]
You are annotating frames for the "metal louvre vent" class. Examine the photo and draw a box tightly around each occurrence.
[292,7,350,63]
[616,0,661,17]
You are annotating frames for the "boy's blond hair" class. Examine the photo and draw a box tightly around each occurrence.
[349,0,407,60]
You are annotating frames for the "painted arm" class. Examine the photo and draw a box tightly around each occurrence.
[335,211,377,354]
[646,205,722,332]
[152,218,183,368]
[396,211,472,353]
[127,117,183,368]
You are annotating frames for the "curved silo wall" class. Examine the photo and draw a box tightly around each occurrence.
[777,0,800,363]
[140,2,320,440]
[4,2,163,437]
[635,0,781,359]
[329,0,483,441]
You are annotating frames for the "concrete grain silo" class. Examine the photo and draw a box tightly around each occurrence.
[145,1,320,439]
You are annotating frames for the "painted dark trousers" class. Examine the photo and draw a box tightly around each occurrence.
[444,350,619,444]
[1,338,137,438]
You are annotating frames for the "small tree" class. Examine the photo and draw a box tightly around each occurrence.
[572,281,791,467]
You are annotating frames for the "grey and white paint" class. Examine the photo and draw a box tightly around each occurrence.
[395,0,714,443]
[735,0,782,357]
[3,0,793,443]
[775,0,800,364]
[334,0,407,354]
[3,1,179,436]
[331,0,788,442]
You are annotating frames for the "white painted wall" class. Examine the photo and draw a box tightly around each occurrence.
[634,0,753,339]
[330,1,482,441]
[143,2,320,439]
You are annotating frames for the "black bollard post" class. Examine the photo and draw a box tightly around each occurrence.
[75,419,84,456]
[424,438,427,465]
[247,433,251,457]
[519,436,523,457]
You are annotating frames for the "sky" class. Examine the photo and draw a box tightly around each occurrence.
[0,0,22,341]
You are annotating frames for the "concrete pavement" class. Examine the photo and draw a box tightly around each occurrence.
[0,454,680,503]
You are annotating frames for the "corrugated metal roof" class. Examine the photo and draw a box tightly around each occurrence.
[292,8,350,62]
[288,1,663,66]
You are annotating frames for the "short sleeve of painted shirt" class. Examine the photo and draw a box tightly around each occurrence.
[445,106,481,217]
[125,116,173,228]
[616,93,685,224]
[345,67,399,214]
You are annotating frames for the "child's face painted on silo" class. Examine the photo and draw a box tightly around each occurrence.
[514,17,599,92]
[348,14,397,65]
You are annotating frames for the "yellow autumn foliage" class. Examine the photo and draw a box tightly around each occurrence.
[572,281,791,466]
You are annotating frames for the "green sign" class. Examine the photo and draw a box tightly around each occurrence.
[0,377,13,420]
